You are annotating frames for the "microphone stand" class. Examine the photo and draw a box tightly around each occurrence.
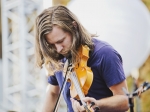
[122,82,150,112]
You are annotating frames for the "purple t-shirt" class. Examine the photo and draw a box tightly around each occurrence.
[48,38,126,112]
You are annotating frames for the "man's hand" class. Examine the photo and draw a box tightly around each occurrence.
[70,98,85,112]
[70,97,99,112]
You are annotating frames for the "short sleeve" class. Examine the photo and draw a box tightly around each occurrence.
[97,45,126,87]
[48,75,58,85]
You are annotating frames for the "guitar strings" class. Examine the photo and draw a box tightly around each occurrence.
[70,71,90,111]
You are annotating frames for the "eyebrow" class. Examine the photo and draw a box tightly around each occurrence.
[55,37,65,44]
[46,36,65,45]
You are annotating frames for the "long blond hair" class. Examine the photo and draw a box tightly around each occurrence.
[35,5,96,75]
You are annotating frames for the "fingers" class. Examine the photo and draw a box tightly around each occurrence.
[89,102,95,108]
[70,98,85,112]
[82,97,100,111]
[70,97,100,112]
[82,97,96,104]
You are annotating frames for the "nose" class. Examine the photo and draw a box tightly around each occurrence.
[55,44,63,53]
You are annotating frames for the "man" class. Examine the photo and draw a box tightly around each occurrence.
[35,5,129,112]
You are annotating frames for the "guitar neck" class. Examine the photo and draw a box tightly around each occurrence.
[70,72,90,112]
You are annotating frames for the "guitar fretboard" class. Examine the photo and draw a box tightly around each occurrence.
[70,71,90,112]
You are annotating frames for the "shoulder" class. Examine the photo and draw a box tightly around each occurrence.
[91,38,122,62]
[92,38,114,53]
[90,38,125,87]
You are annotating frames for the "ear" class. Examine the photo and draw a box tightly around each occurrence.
[72,21,77,29]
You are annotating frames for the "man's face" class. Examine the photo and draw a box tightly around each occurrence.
[45,25,72,57]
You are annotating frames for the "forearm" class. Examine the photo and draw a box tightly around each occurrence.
[96,95,129,112]
[42,84,60,112]
[42,93,58,112]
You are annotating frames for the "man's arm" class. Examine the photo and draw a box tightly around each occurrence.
[71,80,129,112]
[42,84,60,112]
[95,80,129,112]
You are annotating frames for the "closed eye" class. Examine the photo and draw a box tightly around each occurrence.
[56,38,65,44]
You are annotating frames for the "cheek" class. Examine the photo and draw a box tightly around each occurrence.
[64,37,72,48]
[68,38,73,48]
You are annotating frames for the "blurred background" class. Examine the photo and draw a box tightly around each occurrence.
[0,0,150,112]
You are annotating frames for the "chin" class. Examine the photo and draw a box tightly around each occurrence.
[62,52,71,58]
[63,54,69,57]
